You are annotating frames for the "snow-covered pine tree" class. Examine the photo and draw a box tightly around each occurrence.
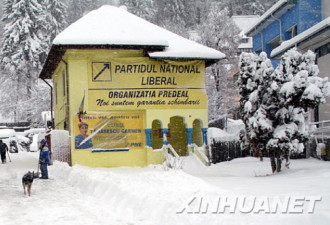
[267,49,330,172]
[1,0,48,123]
[120,0,156,23]
[238,52,258,154]
[240,49,330,173]
[66,0,99,25]
[44,0,68,47]
[249,52,275,158]
[153,0,192,37]
[238,52,275,158]
[220,0,278,16]
[198,3,240,121]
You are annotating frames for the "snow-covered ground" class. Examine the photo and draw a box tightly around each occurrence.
[1,152,330,225]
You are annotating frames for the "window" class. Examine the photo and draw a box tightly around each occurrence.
[316,42,330,58]
[62,70,66,96]
[291,25,297,38]
[54,82,58,105]
[241,38,249,43]
[268,35,281,49]
[239,48,252,53]
[286,24,297,39]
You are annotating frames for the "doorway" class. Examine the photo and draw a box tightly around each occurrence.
[192,119,203,147]
[167,116,187,156]
[151,119,163,149]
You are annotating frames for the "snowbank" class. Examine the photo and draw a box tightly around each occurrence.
[1,153,330,225]
[208,127,240,144]
[0,129,15,139]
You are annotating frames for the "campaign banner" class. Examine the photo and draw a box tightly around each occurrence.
[87,58,207,110]
[73,112,144,151]
[88,88,207,110]
[88,59,205,89]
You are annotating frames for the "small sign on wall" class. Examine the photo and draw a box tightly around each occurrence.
[92,62,111,82]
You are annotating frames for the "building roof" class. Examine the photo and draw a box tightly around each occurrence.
[245,0,297,36]
[271,17,330,58]
[232,15,260,36]
[39,5,225,79]
[232,15,259,50]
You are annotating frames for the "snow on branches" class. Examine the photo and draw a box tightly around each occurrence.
[238,48,330,173]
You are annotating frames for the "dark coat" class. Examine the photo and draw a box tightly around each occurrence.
[0,142,8,153]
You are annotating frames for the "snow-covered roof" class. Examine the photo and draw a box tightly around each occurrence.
[232,15,260,36]
[40,5,225,79]
[0,129,15,138]
[271,17,330,57]
[53,6,168,47]
[54,5,224,60]
[245,0,296,36]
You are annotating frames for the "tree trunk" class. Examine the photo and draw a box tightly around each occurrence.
[276,151,282,173]
[270,151,276,173]
[15,74,21,122]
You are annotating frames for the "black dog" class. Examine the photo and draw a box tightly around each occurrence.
[22,171,34,196]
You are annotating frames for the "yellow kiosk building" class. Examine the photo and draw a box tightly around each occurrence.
[39,6,225,167]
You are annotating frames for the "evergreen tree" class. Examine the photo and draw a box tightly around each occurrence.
[238,52,274,156]
[218,0,278,16]
[1,0,48,123]
[198,3,241,120]
[237,52,257,153]
[66,0,100,25]
[120,0,156,23]
[239,49,330,173]
[44,0,68,47]
[268,49,330,172]
[153,0,192,37]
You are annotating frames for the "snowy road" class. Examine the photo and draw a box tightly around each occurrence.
[0,153,103,225]
[1,152,330,225]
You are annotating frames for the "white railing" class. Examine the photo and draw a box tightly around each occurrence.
[309,120,330,143]
[163,144,183,170]
[191,143,210,166]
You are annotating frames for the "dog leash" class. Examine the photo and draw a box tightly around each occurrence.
[6,149,11,162]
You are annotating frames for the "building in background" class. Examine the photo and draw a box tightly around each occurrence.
[245,0,330,123]
[245,0,324,66]
[232,15,260,55]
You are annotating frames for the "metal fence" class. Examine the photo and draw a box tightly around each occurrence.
[210,139,244,164]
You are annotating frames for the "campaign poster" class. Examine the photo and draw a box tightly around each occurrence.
[73,112,144,151]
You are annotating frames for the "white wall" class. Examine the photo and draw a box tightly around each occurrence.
[317,53,330,121]
[322,0,330,19]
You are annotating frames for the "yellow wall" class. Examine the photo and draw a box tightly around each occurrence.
[53,61,68,130]
[72,148,147,168]
[52,49,208,168]
[145,109,208,129]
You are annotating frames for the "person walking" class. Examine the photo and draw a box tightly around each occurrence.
[0,140,8,164]
[0,140,9,164]
[39,139,50,179]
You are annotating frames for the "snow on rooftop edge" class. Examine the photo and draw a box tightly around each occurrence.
[53,5,225,60]
[232,15,260,35]
[271,17,330,57]
[244,0,288,35]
